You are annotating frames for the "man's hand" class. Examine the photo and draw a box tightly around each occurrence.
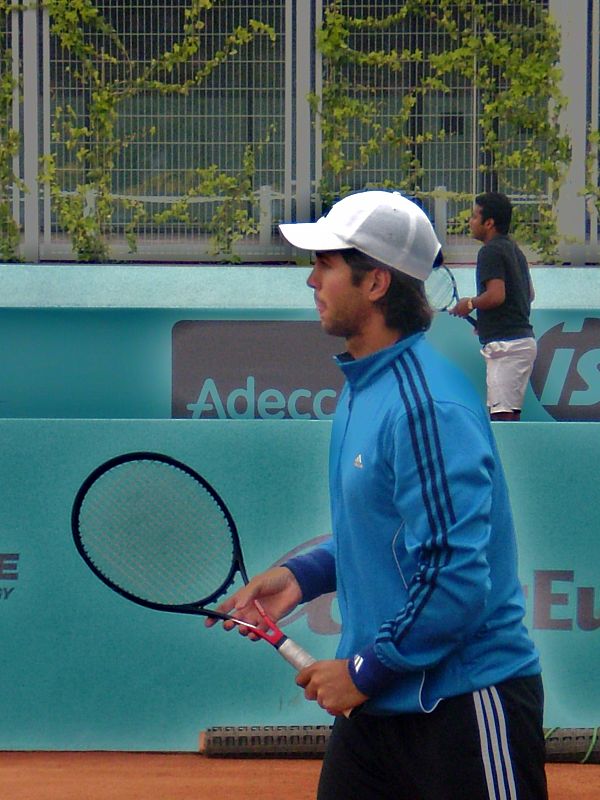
[449,297,473,318]
[296,659,368,716]
[204,566,302,639]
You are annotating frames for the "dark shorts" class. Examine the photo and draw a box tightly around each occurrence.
[318,674,548,800]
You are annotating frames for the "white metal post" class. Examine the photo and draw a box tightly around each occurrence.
[11,9,20,230]
[42,7,52,247]
[589,0,599,253]
[284,0,293,223]
[313,0,323,219]
[295,0,312,222]
[258,185,272,247]
[22,4,39,262]
[471,18,479,199]
[434,188,448,247]
[549,0,588,263]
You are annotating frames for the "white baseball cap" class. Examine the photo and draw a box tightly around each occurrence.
[279,190,441,280]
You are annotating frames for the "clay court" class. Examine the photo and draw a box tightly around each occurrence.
[0,752,597,799]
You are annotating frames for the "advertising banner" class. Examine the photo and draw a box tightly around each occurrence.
[171,313,600,422]
[0,266,599,422]
[1,419,598,751]
[172,320,344,420]
[0,266,598,750]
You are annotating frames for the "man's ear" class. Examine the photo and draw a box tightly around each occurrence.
[368,268,392,301]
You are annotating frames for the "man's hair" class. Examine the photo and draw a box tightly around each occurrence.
[475,192,512,235]
[343,248,433,334]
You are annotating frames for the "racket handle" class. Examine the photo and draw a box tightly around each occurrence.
[279,638,355,720]
[277,636,317,670]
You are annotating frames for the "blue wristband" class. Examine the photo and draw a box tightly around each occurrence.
[348,645,398,696]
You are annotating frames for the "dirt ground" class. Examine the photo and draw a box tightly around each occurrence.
[0,752,598,799]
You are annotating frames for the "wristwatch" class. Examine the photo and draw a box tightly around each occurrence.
[466,297,474,311]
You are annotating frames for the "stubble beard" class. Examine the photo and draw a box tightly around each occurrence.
[320,306,365,342]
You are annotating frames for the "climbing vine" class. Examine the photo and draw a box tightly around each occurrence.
[3,2,589,263]
[0,0,24,261]
[582,128,600,226]
[312,0,571,261]
[41,0,275,262]
[144,137,273,262]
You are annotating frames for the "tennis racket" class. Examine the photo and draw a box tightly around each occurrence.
[71,451,316,672]
[425,264,477,327]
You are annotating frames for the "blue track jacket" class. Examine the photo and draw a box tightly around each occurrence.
[285,333,540,715]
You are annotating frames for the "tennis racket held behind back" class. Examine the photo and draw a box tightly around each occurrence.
[425,264,477,327]
[71,451,316,672]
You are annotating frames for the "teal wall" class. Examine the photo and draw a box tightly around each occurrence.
[0,264,598,750]
[0,264,600,421]
[0,419,598,751]
[0,420,334,751]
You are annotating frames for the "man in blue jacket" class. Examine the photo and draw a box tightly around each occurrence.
[208,190,547,799]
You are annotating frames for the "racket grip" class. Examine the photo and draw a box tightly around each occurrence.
[279,637,355,720]
[277,636,317,671]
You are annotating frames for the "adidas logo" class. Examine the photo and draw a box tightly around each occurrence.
[353,654,364,672]
[353,454,364,469]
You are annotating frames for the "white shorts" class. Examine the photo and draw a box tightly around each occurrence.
[480,337,537,413]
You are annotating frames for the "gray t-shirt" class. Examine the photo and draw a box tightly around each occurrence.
[475,235,534,345]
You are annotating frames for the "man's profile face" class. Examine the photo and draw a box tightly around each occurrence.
[306,251,373,339]
[469,204,492,242]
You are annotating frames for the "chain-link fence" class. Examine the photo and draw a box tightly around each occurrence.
[2,0,599,263]
[41,0,289,260]
[0,8,21,260]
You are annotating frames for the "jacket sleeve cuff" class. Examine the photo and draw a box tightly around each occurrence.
[348,645,398,697]
[282,547,336,603]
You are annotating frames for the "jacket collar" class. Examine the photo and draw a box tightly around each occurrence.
[335,332,424,389]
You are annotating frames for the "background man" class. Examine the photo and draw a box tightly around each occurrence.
[450,191,537,420]
[208,191,547,799]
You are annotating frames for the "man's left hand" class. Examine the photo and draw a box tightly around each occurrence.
[296,659,368,716]
[449,298,472,318]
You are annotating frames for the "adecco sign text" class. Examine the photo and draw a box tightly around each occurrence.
[172,321,344,420]
[172,315,600,422]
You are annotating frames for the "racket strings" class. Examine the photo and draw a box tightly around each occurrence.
[425,267,457,311]
[77,460,236,606]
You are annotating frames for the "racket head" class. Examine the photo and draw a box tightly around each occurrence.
[425,265,459,311]
[71,452,246,615]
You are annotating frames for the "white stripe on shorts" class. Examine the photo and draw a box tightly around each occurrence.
[473,687,517,800]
